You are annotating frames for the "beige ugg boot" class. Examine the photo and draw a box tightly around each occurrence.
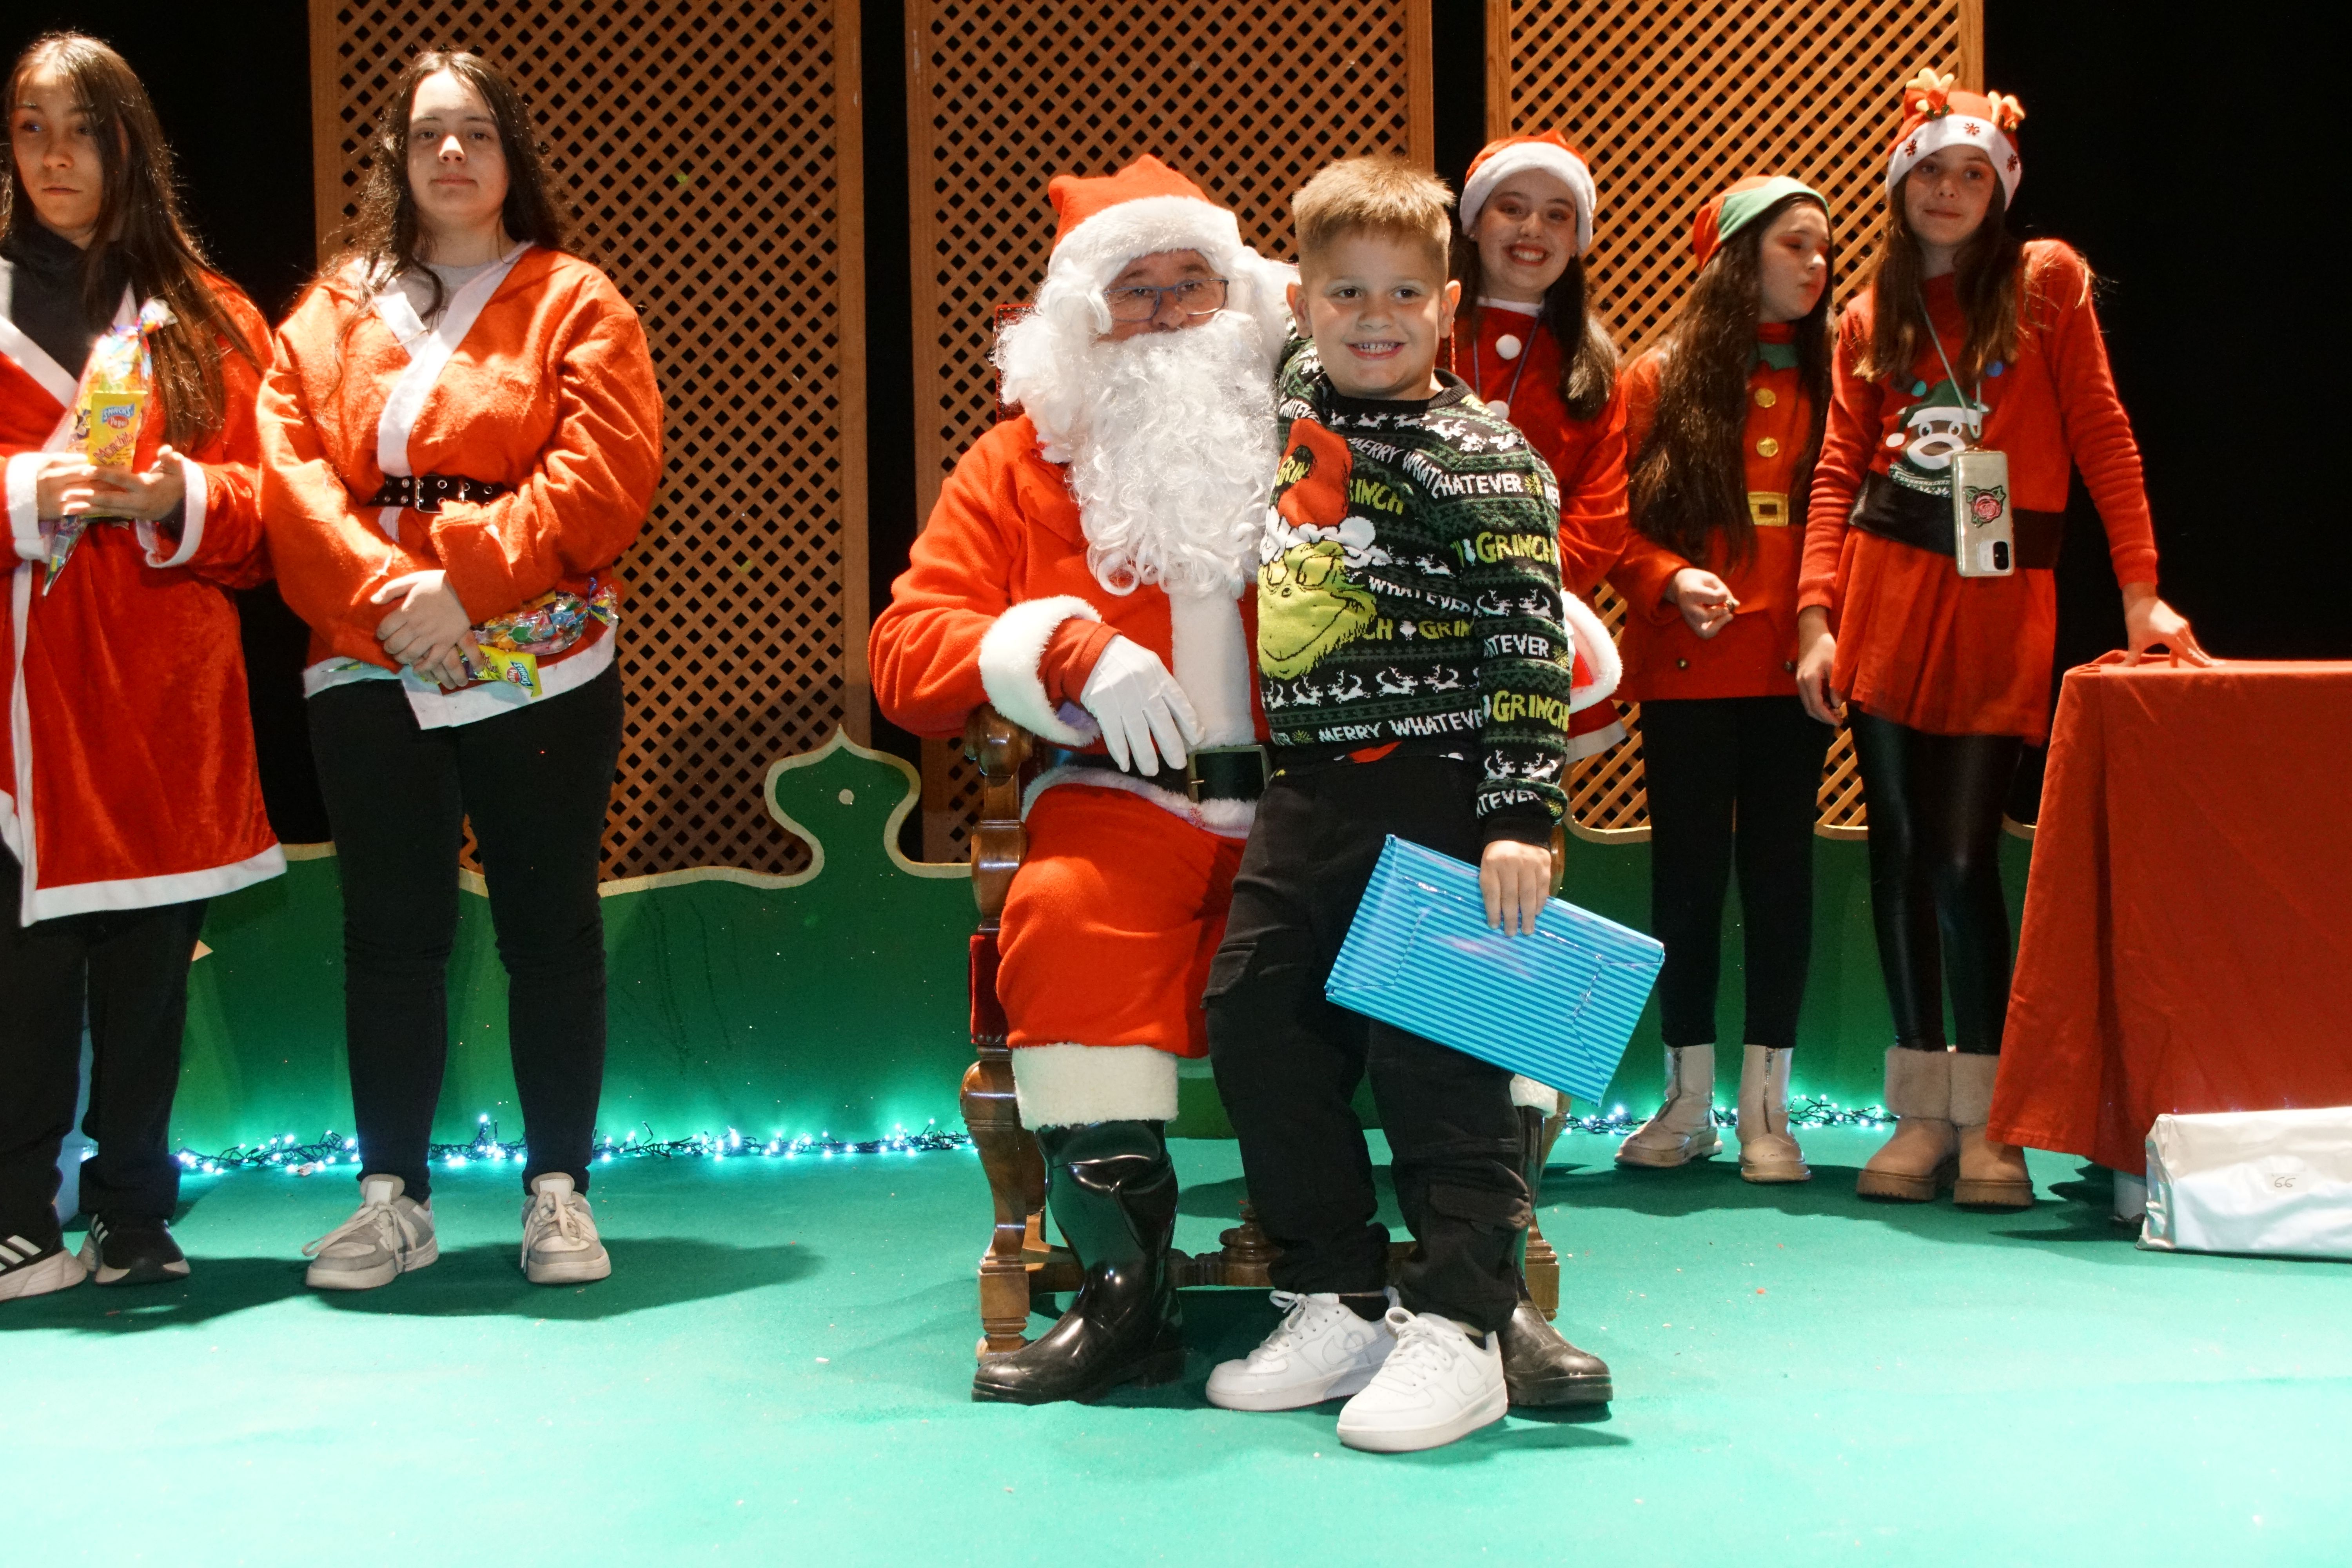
[1855,1047,1958,1201]
[1950,1053,2034,1208]
[1615,1045,1720,1167]
[1735,1045,1809,1183]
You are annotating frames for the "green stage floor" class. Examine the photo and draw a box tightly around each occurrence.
[6,1130,2346,1565]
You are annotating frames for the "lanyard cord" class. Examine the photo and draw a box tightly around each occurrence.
[1469,303,1539,414]
[1916,284,1983,417]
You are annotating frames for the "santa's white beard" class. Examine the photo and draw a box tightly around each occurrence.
[1006,310,1277,596]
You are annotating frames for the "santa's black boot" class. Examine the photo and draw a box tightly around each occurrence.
[1500,1104,1613,1407]
[971,1119,1185,1405]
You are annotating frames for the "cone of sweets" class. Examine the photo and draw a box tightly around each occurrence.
[49,299,173,594]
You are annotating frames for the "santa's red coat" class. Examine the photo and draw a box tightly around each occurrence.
[0,281,281,924]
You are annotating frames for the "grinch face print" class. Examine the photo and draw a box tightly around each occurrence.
[1259,419,1394,682]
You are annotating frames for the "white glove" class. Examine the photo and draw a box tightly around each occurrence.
[1078,635,1202,776]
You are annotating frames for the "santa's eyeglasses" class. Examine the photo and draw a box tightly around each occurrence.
[1102,276,1229,322]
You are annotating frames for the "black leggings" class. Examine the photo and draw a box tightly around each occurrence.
[307,666,624,1200]
[0,851,206,1237]
[1641,697,1834,1051]
[1848,710,2022,1054]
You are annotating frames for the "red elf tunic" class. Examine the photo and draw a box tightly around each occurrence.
[1610,323,1812,702]
[259,245,662,728]
[0,280,281,925]
[1453,299,1630,757]
[1799,241,2159,744]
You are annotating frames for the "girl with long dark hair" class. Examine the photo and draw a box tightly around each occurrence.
[1610,178,1835,1183]
[1448,132,1628,763]
[258,50,661,1289]
[0,33,281,1302]
[1797,71,2206,1207]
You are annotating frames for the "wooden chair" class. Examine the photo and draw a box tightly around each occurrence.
[956,705,1566,1356]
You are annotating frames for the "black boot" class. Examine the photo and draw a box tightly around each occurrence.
[971,1119,1185,1404]
[1500,1105,1613,1407]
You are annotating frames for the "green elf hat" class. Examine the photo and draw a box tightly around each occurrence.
[1692,175,1825,267]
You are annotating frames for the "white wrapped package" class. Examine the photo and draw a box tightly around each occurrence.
[2140,1106,2352,1260]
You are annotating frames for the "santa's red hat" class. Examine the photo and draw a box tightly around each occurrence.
[1042,155,1249,298]
[1458,131,1597,256]
[1884,68,2025,204]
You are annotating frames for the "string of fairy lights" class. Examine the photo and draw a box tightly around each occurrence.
[172,1098,1888,1176]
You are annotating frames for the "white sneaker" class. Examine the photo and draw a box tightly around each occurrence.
[1206,1289,1397,1411]
[521,1174,610,1285]
[303,1174,437,1290]
[1336,1307,1509,1453]
[0,1234,85,1302]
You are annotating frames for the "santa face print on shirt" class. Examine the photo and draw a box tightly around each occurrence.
[1886,376,1986,496]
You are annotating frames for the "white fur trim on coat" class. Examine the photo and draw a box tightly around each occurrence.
[1511,1075,1565,1112]
[1021,765,1255,840]
[1013,1043,1181,1127]
[6,451,49,563]
[136,452,207,569]
[1461,146,1598,257]
[978,594,1102,746]
[1561,590,1622,714]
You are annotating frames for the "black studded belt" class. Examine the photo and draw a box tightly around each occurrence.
[1041,744,1270,803]
[367,473,514,514]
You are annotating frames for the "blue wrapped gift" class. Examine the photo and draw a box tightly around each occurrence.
[1325,835,1664,1102]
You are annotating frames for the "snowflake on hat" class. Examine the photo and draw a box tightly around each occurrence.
[1884,66,2027,206]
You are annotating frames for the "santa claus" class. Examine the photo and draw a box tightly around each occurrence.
[868,156,1289,1404]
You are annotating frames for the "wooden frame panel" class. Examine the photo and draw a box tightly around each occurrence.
[1496,0,1976,838]
[307,0,869,878]
[903,0,1436,860]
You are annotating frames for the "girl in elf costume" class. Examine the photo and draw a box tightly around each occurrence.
[0,34,282,1302]
[1609,178,1836,1183]
[260,51,661,1290]
[1797,71,2207,1207]
[1448,132,1628,762]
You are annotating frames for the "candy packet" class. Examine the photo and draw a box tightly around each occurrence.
[49,299,174,594]
[453,577,620,698]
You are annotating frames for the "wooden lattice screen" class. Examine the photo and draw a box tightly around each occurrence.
[307,0,868,880]
[903,0,1435,860]
[1497,0,1978,838]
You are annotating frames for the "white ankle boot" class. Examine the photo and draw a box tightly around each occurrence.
[1735,1044,1809,1183]
[1615,1045,1720,1168]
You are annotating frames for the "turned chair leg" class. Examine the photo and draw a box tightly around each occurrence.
[963,1049,1044,1356]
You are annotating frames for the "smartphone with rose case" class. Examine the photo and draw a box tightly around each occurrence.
[1951,448,2015,578]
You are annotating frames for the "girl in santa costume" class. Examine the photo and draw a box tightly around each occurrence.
[1611,177,1837,1184]
[0,34,282,1303]
[259,51,661,1289]
[1449,131,1628,763]
[1797,71,2207,1207]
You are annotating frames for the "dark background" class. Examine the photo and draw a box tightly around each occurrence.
[9,2,2341,840]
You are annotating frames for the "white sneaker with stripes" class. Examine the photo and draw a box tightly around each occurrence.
[0,1232,86,1302]
[520,1174,610,1285]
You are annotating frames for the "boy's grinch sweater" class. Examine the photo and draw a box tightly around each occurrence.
[1257,343,1589,841]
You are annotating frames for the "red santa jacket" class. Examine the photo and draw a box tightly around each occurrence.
[0,279,281,924]
[1800,241,2160,743]
[258,245,662,727]
[868,414,1267,834]
[1610,324,1813,702]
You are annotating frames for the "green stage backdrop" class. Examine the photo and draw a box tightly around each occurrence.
[173,735,2030,1152]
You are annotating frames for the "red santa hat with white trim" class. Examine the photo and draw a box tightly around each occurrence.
[1884,67,2027,204]
[1038,156,1289,326]
[1458,131,1598,256]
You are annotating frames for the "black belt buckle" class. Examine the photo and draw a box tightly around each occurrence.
[1186,744,1269,804]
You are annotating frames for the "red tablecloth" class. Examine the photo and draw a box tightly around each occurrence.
[1990,657,2352,1171]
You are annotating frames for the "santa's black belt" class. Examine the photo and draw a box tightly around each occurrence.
[1851,471,2063,570]
[367,473,514,513]
[1040,744,1269,803]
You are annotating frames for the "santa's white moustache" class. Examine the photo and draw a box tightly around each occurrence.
[999,308,1278,597]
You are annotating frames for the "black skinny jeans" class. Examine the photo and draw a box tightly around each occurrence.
[0,851,206,1240]
[307,666,624,1200]
[1640,696,1833,1051]
[1204,755,1530,1336]
[1848,709,2022,1054]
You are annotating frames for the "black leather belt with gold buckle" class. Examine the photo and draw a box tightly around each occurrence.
[367,473,515,514]
[1042,743,1269,803]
